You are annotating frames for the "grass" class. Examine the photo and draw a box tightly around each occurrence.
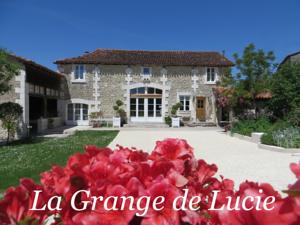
[0,130,118,191]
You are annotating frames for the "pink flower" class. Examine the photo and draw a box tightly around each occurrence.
[1,139,300,225]
[0,179,49,225]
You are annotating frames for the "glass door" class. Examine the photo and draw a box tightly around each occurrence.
[129,87,163,122]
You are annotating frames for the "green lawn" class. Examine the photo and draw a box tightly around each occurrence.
[0,130,118,191]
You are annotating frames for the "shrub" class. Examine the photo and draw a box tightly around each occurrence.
[287,107,300,127]
[113,100,127,126]
[231,117,272,136]
[261,133,275,145]
[271,127,300,148]
[170,102,182,117]
[0,102,23,143]
[164,116,171,127]
[269,63,300,119]
[89,111,103,120]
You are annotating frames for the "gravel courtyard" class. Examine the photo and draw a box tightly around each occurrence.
[109,127,300,191]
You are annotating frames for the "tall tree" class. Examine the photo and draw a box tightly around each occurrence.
[270,63,300,122]
[235,44,275,92]
[233,44,276,115]
[0,49,21,95]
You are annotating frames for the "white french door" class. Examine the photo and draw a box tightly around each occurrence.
[130,97,162,122]
[66,103,89,125]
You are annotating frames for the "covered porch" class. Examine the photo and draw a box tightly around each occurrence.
[25,62,64,133]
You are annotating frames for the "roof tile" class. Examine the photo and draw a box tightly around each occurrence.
[55,49,234,67]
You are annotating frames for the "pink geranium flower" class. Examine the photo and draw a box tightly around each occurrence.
[0,139,300,225]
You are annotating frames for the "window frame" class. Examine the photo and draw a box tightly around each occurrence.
[141,67,152,77]
[206,67,217,84]
[179,95,191,112]
[72,64,86,83]
[67,103,89,121]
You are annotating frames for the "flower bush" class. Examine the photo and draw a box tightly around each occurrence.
[0,138,300,225]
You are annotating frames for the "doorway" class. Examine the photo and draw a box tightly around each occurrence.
[196,97,206,121]
[129,87,163,122]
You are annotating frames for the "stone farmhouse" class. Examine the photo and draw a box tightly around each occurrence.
[55,49,233,126]
[0,49,234,138]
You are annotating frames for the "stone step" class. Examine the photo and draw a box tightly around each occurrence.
[186,122,217,127]
[124,123,169,128]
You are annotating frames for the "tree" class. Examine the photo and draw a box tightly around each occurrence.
[218,44,276,117]
[270,63,300,124]
[0,102,23,143]
[0,49,21,95]
[113,100,126,125]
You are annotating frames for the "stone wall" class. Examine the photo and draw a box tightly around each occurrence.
[0,68,25,140]
[58,64,224,122]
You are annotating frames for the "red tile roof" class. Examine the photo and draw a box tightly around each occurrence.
[214,87,272,100]
[55,49,234,67]
[255,91,272,99]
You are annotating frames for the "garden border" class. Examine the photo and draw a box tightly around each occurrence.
[228,132,300,153]
[258,143,300,153]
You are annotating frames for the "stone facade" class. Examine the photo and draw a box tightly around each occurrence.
[58,64,225,124]
[0,66,28,140]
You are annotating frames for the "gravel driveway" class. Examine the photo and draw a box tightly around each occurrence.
[109,127,300,191]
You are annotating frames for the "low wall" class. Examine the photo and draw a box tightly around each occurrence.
[229,131,300,153]
[258,143,300,154]
[37,117,62,133]
[0,119,27,142]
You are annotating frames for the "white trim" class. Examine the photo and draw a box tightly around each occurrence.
[123,82,169,122]
[191,68,199,91]
[64,98,94,126]
[66,102,89,126]
[65,98,94,105]
[177,92,191,112]
[92,66,101,111]
[16,69,28,123]
[205,67,218,84]
[141,66,152,75]
[141,66,152,80]
[71,64,86,83]
[125,67,133,85]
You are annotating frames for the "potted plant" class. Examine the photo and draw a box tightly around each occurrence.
[113,100,126,127]
[89,111,103,128]
[170,102,182,128]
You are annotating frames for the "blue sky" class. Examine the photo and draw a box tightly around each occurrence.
[0,0,299,70]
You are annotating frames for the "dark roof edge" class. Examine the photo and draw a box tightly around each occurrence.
[8,54,63,77]
[54,61,234,67]
[279,51,300,67]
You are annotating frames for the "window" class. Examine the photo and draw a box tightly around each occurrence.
[141,67,152,80]
[67,104,73,120]
[130,98,136,116]
[74,65,85,81]
[142,67,151,75]
[206,67,216,83]
[179,96,190,111]
[130,87,163,119]
[130,87,162,95]
[67,103,88,121]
